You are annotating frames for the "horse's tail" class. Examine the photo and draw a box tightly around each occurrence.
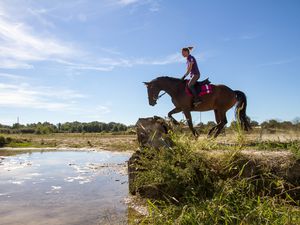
[234,90,251,131]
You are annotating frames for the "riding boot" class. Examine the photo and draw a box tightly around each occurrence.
[189,86,202,105]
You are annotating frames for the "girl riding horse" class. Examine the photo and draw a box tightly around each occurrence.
[181,47,202,106]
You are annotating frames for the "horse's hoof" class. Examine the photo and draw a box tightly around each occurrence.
[193,131,199,138]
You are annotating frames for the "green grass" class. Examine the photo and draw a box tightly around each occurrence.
[132,131,300,225]
[5,141,56,148]
[0,135,56,148]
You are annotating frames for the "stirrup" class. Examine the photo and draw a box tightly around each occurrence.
[193,99,202,106]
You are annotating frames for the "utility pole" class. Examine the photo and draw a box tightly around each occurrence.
[17,116,19,124]
[199,112,202,124]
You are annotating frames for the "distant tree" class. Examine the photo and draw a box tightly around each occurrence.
[261,119,280,129]
[12,123,24,129]
[197,122,205,127]
[281,121,293,129]
[292,117,300,125]
[0,121,128,134]
[57,123,62,132]
[207,121,217,127]
[250,120,259,127]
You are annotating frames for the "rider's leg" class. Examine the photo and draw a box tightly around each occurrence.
[188,74,202,104]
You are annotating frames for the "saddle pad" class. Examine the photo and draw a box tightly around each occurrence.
[185,84,213,96]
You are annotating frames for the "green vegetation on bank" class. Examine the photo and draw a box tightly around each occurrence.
[133,132,300,224]
[0,135,56,148]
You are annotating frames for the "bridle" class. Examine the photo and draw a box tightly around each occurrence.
[148,86,166,102]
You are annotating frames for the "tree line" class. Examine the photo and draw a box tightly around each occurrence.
[197,118,300,133]
[0,118,299,135]
[0,121,129,134]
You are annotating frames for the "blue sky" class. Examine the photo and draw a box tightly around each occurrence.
[0,0,299,125]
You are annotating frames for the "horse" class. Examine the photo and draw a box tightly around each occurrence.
[143,76,251,138]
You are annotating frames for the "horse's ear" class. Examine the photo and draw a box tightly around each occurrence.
[143,82,149,86]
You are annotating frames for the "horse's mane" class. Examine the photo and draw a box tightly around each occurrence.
[152,76,181,83]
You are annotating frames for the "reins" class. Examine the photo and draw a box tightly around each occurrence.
[156,78,185,100]
[157,91,167,99]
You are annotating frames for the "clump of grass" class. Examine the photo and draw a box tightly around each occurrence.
[5,141,56,148]
[289,141,300,160]
[144,178,300,225]
[256,140,300,151]
[133,132,300,224]
[169,131,238,151]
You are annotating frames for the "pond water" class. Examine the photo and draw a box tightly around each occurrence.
[0,150,132,225]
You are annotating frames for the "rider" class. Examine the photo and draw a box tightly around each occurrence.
[181,47,202,105]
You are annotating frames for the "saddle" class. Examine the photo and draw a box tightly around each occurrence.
[196,78,211,86]
[185,78,213,96]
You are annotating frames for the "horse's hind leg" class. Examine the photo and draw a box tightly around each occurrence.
[214,112,228,138]
[208,109,220,137]
[183,110,198,137]
[168,107,182,125]
[208,126,218,137]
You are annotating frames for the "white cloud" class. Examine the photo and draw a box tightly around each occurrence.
[137,53,183,65]
[0,60,33,69]
[95,105,111,114]
[114,0,160,12]
[27,7,55,28]
[0,81,85,111]
[0,72,27,80]
[132,51,216,66]
[80,51,214,69]
[54,59,114,71]
[118,0,140,6]
[0,1,213,73]
[0,74,111,120]
[0,7,75,69]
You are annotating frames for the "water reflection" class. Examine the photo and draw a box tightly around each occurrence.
[0,150,131,225]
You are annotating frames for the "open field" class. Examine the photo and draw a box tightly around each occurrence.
[0,133,138,151]
[0,128,299,151]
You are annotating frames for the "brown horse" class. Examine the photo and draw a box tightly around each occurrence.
[144,76,251,138]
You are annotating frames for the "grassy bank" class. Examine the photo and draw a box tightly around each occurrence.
[0,133,138,151]
[132,132,300,224]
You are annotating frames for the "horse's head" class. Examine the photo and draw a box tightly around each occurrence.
[143,80,160,106]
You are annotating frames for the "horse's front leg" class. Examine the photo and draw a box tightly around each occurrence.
[168,107,182,125]
[183,110,198,137]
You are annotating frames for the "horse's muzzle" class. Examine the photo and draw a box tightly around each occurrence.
[149,99,157,106]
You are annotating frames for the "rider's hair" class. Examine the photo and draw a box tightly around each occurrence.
[182,47,194,54]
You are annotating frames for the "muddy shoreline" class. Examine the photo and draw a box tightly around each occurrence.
[0,146,134,153]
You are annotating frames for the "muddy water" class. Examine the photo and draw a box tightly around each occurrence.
[0,150,131,225]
